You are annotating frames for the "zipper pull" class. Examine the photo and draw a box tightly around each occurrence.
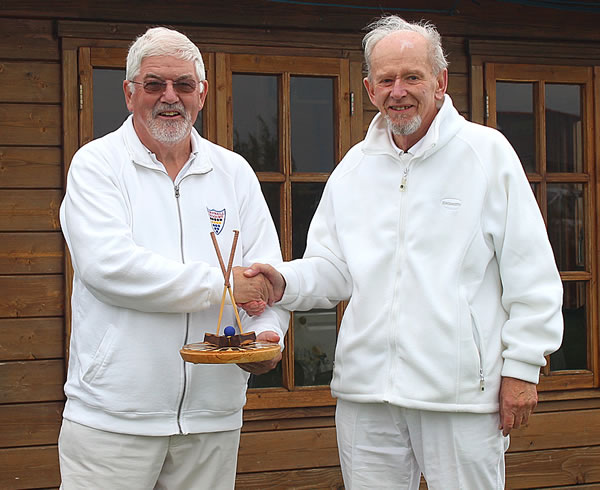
[479,369,485,391]
[399,167,409,192]
[174,185,180,198]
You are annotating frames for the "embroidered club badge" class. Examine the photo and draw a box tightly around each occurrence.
[207,208,226,235]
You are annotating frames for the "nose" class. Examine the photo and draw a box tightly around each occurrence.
[390,79,407,99]
[160,80,180,103]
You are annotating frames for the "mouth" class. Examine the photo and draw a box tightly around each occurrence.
[153,103,187,120]
[157,110,182,118]
[388,104,413,112]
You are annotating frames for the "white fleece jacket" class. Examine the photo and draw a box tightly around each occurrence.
[60,115,289,435]
[278,95,563,413]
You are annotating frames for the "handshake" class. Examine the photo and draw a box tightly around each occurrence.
[232,263,285,316]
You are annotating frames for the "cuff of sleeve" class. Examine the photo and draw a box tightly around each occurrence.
[208,267,230,306]
[501,358,541,384]
[276,264,299,306]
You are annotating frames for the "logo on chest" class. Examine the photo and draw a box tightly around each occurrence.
[207,208,226,235]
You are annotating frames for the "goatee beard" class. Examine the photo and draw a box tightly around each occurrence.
[385,114,422,136]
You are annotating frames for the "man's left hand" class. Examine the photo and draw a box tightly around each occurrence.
[237,331,282,375]
[499,376,538,436]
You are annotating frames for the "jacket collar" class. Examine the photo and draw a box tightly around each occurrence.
[122,114,213,175]
[362,94,464,161]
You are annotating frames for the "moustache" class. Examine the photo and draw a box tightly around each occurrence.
[152,103,187,119]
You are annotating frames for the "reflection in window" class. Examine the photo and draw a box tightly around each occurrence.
[233,74,279,172]
[290,77,334,173]
[550,281,587,371]
[292,182,326,259]
[496,82,535,173]
[93,68,203,139]
[294,309,336,386]
[547,183,585,271]
[546,84,583,173]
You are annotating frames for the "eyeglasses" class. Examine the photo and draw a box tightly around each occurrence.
[128,79,199,95]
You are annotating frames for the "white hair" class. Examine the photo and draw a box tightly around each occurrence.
[362,15,448,80]
[126,27,205,93]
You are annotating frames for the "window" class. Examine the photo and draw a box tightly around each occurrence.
[484,63,598,392]
[216,54,351,404]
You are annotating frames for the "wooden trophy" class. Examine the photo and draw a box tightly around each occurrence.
[179,230,280,364]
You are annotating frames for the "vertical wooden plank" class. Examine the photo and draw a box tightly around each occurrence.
[62,47,79,367]
[470,56,484,125]
[78,47,93,147]
[593,66,600,388]
[337,58,351,159]
[203,52,217,144]
[215,52,231,149]
[349,57,364,148]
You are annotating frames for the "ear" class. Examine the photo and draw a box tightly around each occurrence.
[435,68,448,101]
[197,80,209,111]
[363,77,377,107]
[123,80,134,112]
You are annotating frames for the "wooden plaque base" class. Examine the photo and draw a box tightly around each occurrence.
[180,341,281,364]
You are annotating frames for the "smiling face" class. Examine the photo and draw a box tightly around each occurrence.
[124,55,208,150]
[364,31,447,150]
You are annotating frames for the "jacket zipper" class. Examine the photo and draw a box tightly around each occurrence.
[386,159,412,401]
[470,310,485,392]
[174,181,190,434]
[399,166,409,192]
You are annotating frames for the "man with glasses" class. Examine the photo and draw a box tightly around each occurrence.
[58,26,288,489]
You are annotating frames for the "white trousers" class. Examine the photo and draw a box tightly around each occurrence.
[335,399,509,490]
[58,419,240,490]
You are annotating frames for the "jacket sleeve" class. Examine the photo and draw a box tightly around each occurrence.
[60,144,223,313]
[485,134,564,384]
[277,178,353,312]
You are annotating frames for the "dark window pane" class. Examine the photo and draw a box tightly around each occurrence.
[545,84,583,173]
[233,74,279,172]
[93,68,203,139]
[547,183,586,271]
[260,182,281,240]
[496,82,535,173]
[550,281,587,371]
[294,309,336,386]
[248,364,283,388]
[93,69,130,138]
[290,76,334,173]
[292,182,325,259]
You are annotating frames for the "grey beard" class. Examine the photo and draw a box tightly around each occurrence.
[385,113,422,136]
[148,104,192,144]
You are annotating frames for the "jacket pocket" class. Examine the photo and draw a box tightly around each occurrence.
[81,325,117,386]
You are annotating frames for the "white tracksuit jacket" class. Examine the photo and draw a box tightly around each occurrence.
[278,95,563,413]
[60,115,289,436]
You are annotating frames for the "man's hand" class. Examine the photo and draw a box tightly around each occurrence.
[499,376,538,436]
[243,263,286,305]
[237,331,282,375]
[232,266,273,304]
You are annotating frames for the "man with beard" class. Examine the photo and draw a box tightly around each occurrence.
[242,15,563,489]
[58,27,288,489]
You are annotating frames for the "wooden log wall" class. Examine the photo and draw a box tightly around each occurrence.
[0,18,65,489]
[0,2,599,488]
